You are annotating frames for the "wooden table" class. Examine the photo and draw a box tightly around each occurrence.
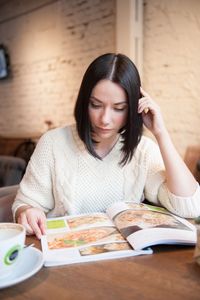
[1,236,200,300]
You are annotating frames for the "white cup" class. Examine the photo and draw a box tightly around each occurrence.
[0,223,26,279]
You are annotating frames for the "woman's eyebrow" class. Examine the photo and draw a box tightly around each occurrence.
[114,101,128,106]
[90,96,102,103]
[90,96,127,105]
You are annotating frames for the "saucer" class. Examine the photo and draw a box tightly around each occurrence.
[0,247,44,289]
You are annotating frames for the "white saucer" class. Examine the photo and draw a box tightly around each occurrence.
[0,247,44,289]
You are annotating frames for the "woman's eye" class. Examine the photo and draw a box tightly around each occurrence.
[114,107,127,112]
[90,102,101,109]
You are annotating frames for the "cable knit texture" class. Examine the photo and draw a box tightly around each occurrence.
[12,125,200,219]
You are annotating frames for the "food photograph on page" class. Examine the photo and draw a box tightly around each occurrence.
[114,209,192,238]
[46,226,125,250]
[66,213,111,230]
[79,242,132,256]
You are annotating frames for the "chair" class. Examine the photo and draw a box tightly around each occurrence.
[184,145,200,184]
[0,155,26,187]
[0,185,18,222]
[196,159,200,184]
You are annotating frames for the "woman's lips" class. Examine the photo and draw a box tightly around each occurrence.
[96,127,112,133]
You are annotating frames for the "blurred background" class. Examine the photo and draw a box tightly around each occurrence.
[0,0,200,160]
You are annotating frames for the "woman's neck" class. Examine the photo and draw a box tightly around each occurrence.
[94,135,120,158]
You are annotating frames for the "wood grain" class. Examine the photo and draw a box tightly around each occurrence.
[1,236,200,300]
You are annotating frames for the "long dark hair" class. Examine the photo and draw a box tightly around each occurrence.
[74,53,143,166]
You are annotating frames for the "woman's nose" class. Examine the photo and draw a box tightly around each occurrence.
[101,108,111,125]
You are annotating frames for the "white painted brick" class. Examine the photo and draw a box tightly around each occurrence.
[0,0,199,158]
[143,0,200,156]
[0,0,115,137]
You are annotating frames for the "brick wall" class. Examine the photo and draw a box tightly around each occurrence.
[143,0,200,156]
[0,0,199,157]
[0,0,115,137]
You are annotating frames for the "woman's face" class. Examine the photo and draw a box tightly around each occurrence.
[88,79,128,142]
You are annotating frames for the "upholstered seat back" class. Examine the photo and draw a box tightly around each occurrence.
[0,185,18,222]
[0,156,26,187]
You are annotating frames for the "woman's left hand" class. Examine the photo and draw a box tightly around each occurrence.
[138,87,166,137]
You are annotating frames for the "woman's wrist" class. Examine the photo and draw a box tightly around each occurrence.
[15,205,32,222]
[154,127,169,143]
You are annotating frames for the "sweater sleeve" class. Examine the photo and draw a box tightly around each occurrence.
[144,138,200,218]
[158,182,200,218]
[12,132,55,219]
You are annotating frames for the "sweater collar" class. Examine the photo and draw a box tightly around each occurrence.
[70,124,123,161]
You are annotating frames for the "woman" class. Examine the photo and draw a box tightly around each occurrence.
[12,53,200,239]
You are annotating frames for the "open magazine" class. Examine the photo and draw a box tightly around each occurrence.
[41,202,196,267]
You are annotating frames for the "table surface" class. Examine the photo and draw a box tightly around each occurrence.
[1,236,200,300]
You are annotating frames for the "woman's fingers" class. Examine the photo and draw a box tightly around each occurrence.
[17,207,46,239]
[18,212,35,235]
[27,209,46,239]
[138,88,160,115]
[28,213,46,239]
[138,96,153,114]
[28,219,42,239]
[140,86,149,97]
[39,218,47,236]
[139,87,166,136]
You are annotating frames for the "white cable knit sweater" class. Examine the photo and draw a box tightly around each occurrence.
[12,124,200,219]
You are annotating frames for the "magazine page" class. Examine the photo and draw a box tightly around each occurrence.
[41,212,152,266]
[106,202,196,250]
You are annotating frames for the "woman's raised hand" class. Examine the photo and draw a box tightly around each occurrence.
[138,87,166,137]
[16,206,46,239]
